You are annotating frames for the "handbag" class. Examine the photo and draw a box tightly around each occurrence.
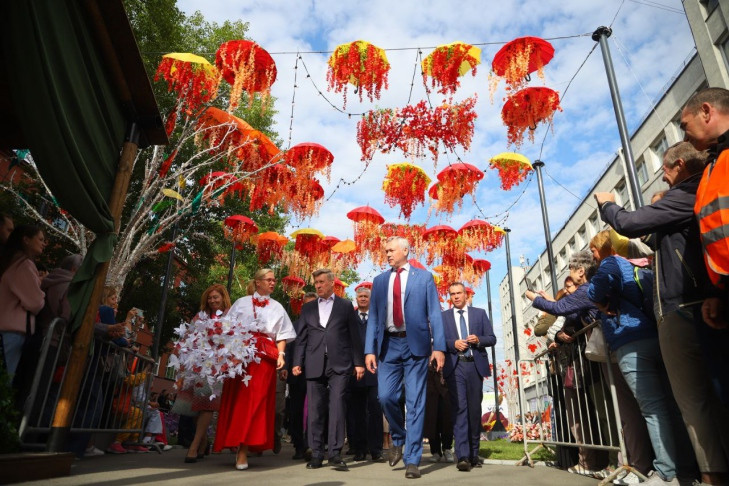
[254,333,279,363]
[584,324,616,363]
[170,387,197,417]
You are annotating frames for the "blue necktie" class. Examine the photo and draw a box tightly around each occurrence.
[458,309,471,357]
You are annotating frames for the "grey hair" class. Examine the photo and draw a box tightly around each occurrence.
[303,291,318,301]
[60,254,83,271]
[663,141,708,176]
[355,287,371,296]
[568,250,597,277]
[312,268,335,281]
[385,236,410,252]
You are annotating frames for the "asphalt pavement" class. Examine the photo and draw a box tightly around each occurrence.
[19,443,601,485]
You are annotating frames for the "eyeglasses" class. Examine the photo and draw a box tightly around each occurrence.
[258,278,276,283]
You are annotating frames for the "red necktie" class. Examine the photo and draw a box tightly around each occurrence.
[393,268,404,328]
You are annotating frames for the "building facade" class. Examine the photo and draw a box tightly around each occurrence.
[498,0,729,415]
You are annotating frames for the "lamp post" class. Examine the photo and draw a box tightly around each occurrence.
[504,228,524,423]
[485,268,506,434]
[533,160,559,294]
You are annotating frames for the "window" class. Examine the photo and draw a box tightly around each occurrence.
[577,226,587,250]
[652,135,669,163]
[615,181,630,208]
[700,0,720,15]
[722,36,729,74]
[588,212,600,237]
[558,248,567,271]
[636,157,649,186]
[567,237,577,257]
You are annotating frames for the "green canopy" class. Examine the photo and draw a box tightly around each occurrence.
[1,0,167,331]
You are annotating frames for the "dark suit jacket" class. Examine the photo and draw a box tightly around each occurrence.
[293,295,365,379]
[442,306,496,379]
[287,316,306,385]
[352,310,377,387]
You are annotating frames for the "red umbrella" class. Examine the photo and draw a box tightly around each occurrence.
[501,87,561,148]
[284,143,334,181]
[216,40,277,110]
[320,235,341,250]
[472,259,492,274]
[458,219,505,253]
[223,215,258,248]
[423,225,457,240]
[491,36,555,94]
[282,275,306,297]
[430,163,484,215]
[346,206,385,224]
[355,281,373,291]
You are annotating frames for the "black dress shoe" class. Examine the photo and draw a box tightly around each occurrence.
[306,457,323,469]
[389,445,403,467]
[352,452,366,461]
[371,453,386,462]
[329,456,348,471]
[304,448,313,461]
[457,458,472,471]
[405,464,421,479]
[184,456,197,463]
[470,456,483,468]
[292,450,305,460]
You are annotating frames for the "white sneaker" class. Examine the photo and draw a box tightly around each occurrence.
[428,453,442,463]
[163,445,173,451]
[613,471,641,485]
[642,471,679,485]
[84,446,104,457]
[443,449,455,463]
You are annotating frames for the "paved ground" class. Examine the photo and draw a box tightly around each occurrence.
[20,443,600,486]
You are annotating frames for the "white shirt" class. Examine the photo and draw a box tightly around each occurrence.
[386,263,410,332]
[227,292,297,343]
[453,306,470,340]
[318,294,335,328]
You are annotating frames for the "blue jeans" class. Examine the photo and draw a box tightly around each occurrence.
[615,337,691,480]
[1,331,25,376]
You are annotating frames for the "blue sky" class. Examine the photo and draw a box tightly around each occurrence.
[177,0,694,364]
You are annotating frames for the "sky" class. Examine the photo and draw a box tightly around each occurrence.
[176,0,694,367]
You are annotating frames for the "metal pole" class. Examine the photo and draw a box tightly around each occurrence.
[486,269,505,433]
[533,160,560,295]
[226,238,237,296]
[153,222,179,360]
[593,26,643,209]
[504,228,524,422]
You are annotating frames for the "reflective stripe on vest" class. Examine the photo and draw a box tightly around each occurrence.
[695,148,729,287]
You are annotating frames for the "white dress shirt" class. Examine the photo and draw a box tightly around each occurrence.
[453,306,470,340]
[318,294,335,327]
[227,292,297,342]
[386,263,410,332]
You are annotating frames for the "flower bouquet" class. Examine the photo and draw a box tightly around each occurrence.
[168,312,264,398]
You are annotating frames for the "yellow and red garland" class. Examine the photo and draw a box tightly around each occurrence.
[488,152,533,191]
[327,40,390,108]
[422,42,481,95]
[382,163,431,220]
[215,40,277,111]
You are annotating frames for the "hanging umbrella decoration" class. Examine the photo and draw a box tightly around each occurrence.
[254,231,289,265]
[215,40,277,111]
[282,275,306,297]
[154,53,220,135]
[380,223,428,263]
[422,41,481,95]
[286,228,326,277]
[284,177,325,220]
[284,143,335,184]
[347,206,385,262]
[458,219,505,253]
[223,215,258,250]
[382,163,431,220]
[489,36,555,97]
[501,87,562,147]
[196,107,280,172]
[248,164,296,214]
[470,258,492,287]
[327,40,390,108]
[429,163,484,215]
[357,97,477,163]
[333,278,349,298]
[489,152,533,191]
[331,239,359,273]
[422,225,459,266]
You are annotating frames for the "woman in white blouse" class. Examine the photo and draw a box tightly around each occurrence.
[212,268,296,470]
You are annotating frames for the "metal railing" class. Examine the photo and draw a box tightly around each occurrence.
[18,318,160,453]
[513,322,646,485]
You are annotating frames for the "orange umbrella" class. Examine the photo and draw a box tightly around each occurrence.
[255,231,288,265]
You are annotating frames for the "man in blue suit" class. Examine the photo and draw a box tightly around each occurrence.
[365,236,446,479]
[442,282,496,472]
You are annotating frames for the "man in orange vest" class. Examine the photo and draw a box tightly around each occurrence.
[681,87,729,330]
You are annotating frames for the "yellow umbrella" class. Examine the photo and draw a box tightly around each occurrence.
[162,52,217,76]
[290,228,325,239]
[422,41,481,77]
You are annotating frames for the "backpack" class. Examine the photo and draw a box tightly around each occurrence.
[632,266,656,323]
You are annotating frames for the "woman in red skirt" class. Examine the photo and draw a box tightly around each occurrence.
[213,268,296,470]
[184,284,232,463]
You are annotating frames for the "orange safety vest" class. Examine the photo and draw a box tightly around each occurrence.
[694,148,729,289]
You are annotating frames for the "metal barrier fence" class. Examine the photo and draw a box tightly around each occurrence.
[513,321,646,485]
[18,318,160,453]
